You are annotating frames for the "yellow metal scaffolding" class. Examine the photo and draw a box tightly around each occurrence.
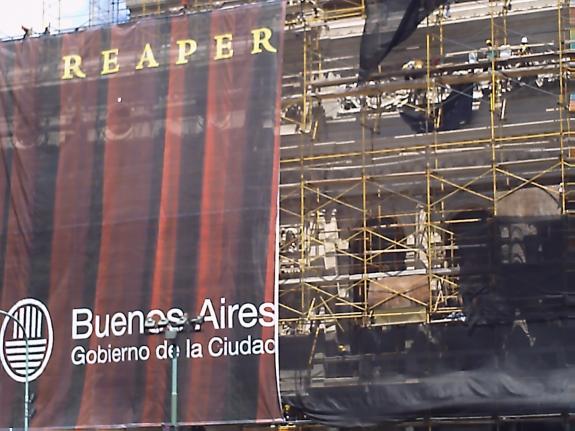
[278,0,574,333]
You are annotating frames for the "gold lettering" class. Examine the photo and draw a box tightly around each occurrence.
[101,49,120,75]
[136,43,159,70]
[61,55,86,80]
[214,34,233,60]
[251,27,277,54]
[176,39,197,65]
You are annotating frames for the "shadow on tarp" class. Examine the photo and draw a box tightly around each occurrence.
[457,215,573,324]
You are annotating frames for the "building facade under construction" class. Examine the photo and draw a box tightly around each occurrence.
[1,0,575,430]
[277,0,575,427]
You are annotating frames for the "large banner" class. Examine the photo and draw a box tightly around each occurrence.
[0,1,284,428]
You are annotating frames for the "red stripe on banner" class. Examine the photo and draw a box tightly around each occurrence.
[77,21,161,426]
[186,8,256,423]
[141,17,188,424]
[35,30,101,428]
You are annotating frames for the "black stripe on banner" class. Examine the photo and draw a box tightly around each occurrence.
[28,35,62,304]
[0,38,42,429]
[26,34,62,427]
[223,4,262,421]
[172,10,211,423]
[255,2,284,420]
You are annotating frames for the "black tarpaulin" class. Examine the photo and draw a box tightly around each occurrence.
[440,83,473,130]
[281,215,575,426]
[359,0,448,81]
[399,83,474,132]
[283,320,575,426]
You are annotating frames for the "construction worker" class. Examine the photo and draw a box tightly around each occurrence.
[444,0,452,18]
[519,36,531,56]
[485,39,497,61]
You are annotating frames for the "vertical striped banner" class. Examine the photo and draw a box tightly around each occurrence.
[0,1,285,428]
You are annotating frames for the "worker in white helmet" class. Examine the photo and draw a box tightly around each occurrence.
[519,36,531,55]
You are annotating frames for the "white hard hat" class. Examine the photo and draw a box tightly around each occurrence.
[521,36,528,44]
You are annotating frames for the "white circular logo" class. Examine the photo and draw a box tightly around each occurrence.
[0,298,53,382]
